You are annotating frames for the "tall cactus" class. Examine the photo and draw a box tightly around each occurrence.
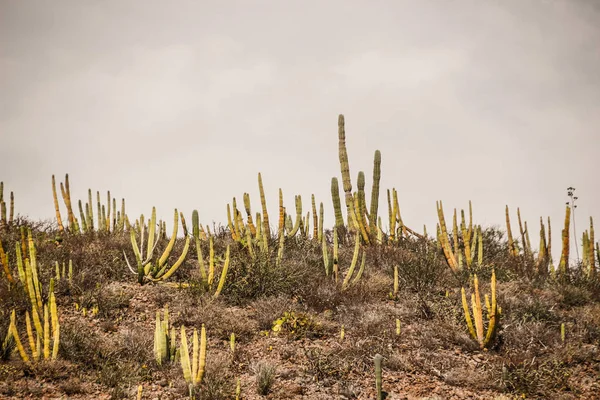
[337,114,354,228]
[51,175,65,233]
[369,150,381,234]
[331,178,344,228]
[258,173,270,240]
[505,206,518,257]
[559,205,571,276]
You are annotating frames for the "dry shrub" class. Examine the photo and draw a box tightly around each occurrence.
[251,295,295,331]
[252,360,277,395]
[199,352,235,400]
[173,298,258,342]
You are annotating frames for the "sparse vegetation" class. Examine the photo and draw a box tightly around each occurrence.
[0,115,599,399]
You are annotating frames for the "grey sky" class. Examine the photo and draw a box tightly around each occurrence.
[2,0,599,262]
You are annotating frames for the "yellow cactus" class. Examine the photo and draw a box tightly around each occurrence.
[460,270,499,350]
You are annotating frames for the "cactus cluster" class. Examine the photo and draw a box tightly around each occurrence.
[154,305,177,365]
[193,210,230,298]
[226,174,325,266]
[124,208,190,285]
[461,270,500,350]
[180,324,207,399]
[436,201,483,273]
[505,206,555,276]
[333,115,386,244]
[581,217,596,277]
[51,174,127,235]
[322,230,366,290]
[5,231,60,363]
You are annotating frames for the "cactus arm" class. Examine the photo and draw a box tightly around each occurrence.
[9,311,30,363]
[472,275,484,346]
[51,175,65,233]
[278,190,285,236]
[517,208,527,258]
[8,191,14,225]
[286,195,303,237]
[243,193,256,236]
[351,251,366,285]
[208,237,215,286]
[212,246,230,299]
[147,208,157,262]
[461,287,477,340]
[312,195,318,240]
[180,326,192,383]
[0,240,15,283]
[227,204,237,241]
[369,150,381,231]
[195,324,207,385]
[319,202,324,242]
[157,209,179,269]
[192,210,207,282]
[461,210,472,268]
[276,224,285,266]
[322,236,330,276]
[505,206,517,257]
[589,217,595,276]
[342,232,361,290]
[331,177,344,227]
[258,173,271,239]
[192,329,199,386]
[436,201,459,272]
[333,227,339,283]
[338,114,355,227]
[151,236,190,282]
[357,171,370,233]
[387,190,395,242]
[483,270,498,347]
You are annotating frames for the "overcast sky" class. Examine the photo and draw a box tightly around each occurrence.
[1,0,599,263]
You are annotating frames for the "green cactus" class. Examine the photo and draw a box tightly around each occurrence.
[369,150,381,234]
[319,202,324,243]
[331,177,344,228]
[286,195,303,237]
[154,305,176,365]
[312,195,318,240]
[337,114,354,226]
[179,324,207,398]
